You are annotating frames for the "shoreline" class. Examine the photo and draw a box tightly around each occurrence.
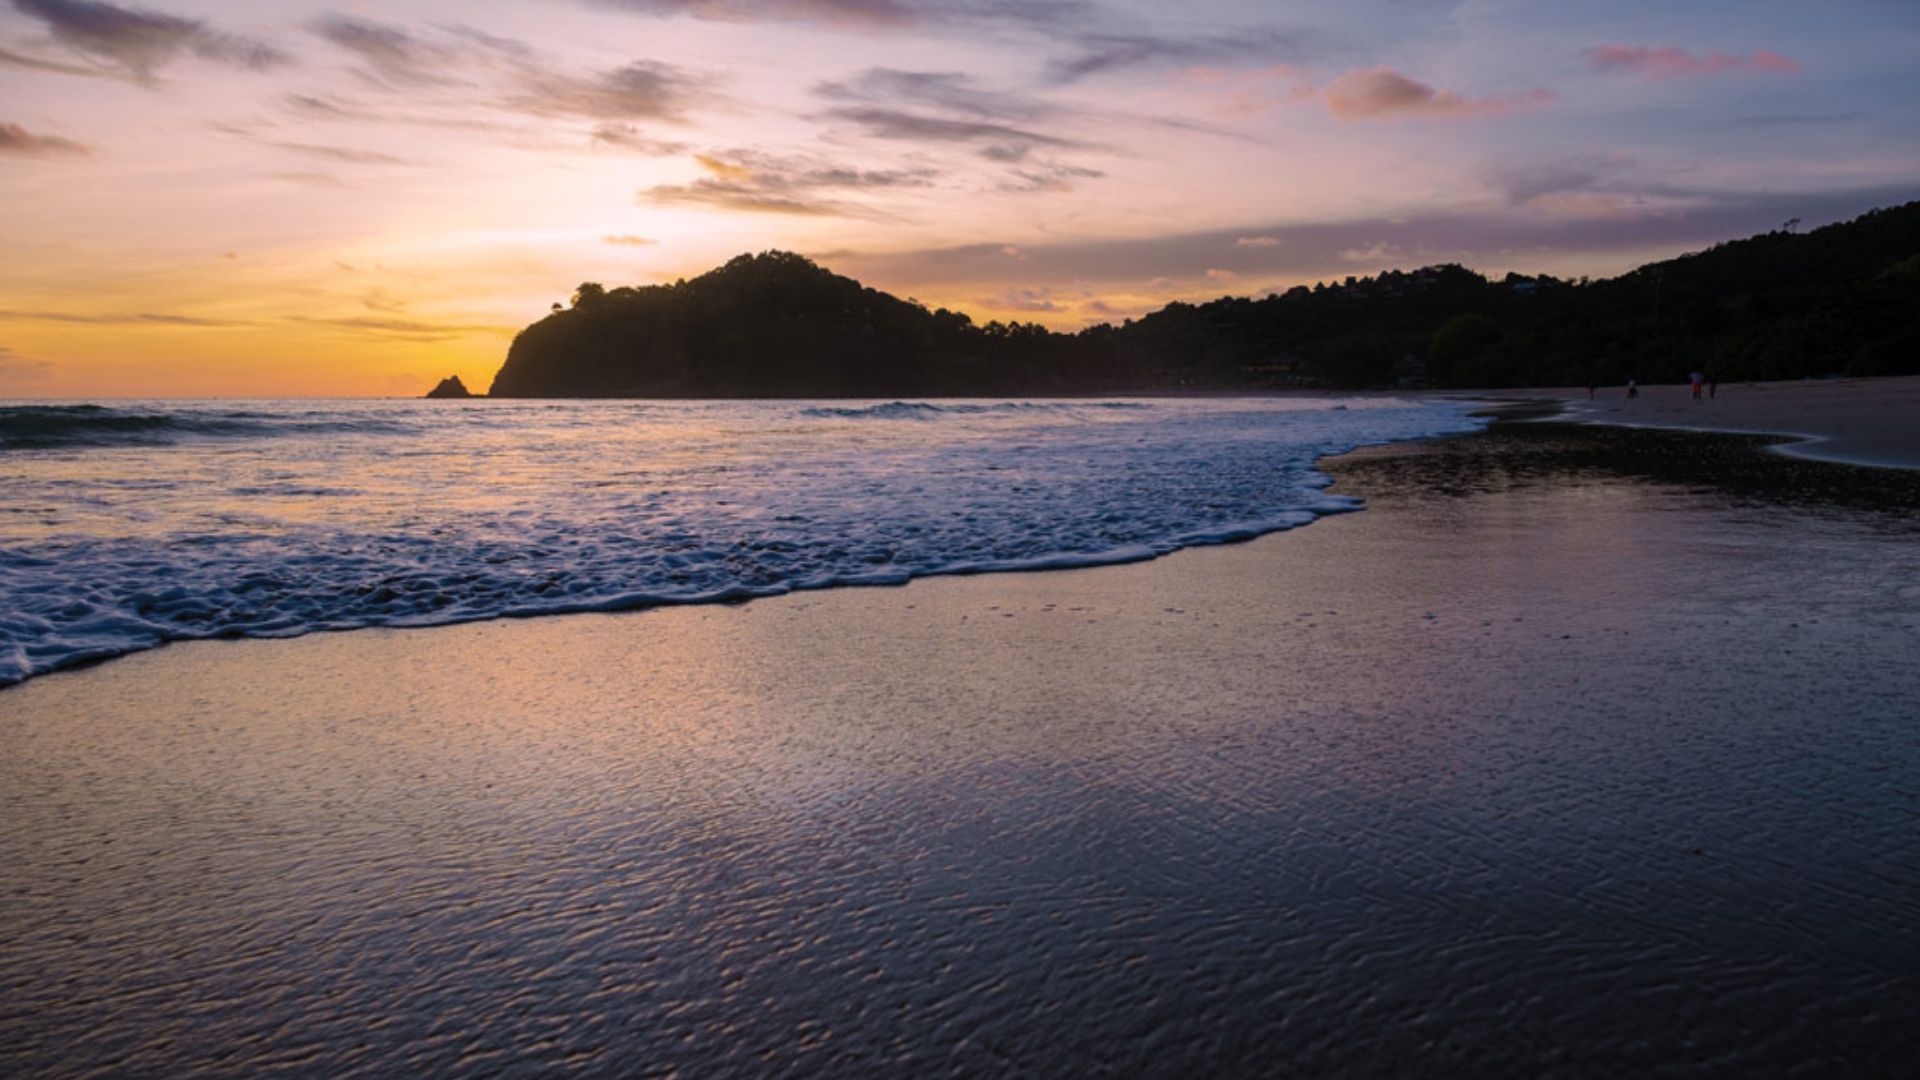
[1463,373,1920,469]
[6,394,1913,694]
[1,396,1478,691]
[4,418,1917,1074]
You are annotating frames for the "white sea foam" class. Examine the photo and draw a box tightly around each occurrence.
[0,396,1484,684]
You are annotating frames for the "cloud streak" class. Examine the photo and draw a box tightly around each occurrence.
[1043,26,1308,84]
[0,120,90,156]
[1586,45,1798,80]
[817,67,1051,122]
[585,0,916,26]
[311,13,462,88]
[583,0,1085,30]
[8,0,290,80]
[506,60,704,122]
[285,315,509,341]
[813,66,1110,184]
[0,308,251,326]
[0,41,123,76]
[643,149,935,217]
[262,141,412,166]
[824,183,1917,290]
[823,105,1087,160]
[307,15,709,126]
[591,123,690,155]
[1323,67,1552,120]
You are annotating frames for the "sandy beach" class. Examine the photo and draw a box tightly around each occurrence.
[4,417,1917,1075]
[1488,374,1920,469]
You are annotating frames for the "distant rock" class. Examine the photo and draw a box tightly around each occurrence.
[424,375,472,399]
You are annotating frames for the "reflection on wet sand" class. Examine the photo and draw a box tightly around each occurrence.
[2,424,1916,1075]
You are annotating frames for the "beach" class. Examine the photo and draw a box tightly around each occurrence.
[1494,373,1920,469]
[4,409,1917,1075]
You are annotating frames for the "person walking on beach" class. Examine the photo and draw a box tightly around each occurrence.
[1627,378,1638,399]
[1708,373,1718,399]
[1690,371,1704,401]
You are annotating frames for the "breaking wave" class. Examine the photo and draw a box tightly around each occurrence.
[799,401,1151,420]
[0,396,1484,685]
[0,404,406,451]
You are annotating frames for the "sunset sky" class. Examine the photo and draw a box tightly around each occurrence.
[3,0,1916,396]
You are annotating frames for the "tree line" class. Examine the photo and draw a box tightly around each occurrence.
[485,201,1920,396]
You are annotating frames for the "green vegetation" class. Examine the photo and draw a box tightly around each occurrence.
[486,200,1920,396]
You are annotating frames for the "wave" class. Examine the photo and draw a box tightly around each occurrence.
[0,398,1486,687]
[799,401,1151,420]
[0,501,1356,688]
[0,405,405,451]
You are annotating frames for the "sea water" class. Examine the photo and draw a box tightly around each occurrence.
[0,397,1484,685]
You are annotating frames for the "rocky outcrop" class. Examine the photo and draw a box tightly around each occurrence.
[424,375,473,399]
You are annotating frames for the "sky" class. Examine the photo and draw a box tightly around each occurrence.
[2,0,1916,397]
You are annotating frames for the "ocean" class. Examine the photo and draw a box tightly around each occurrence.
[0,396,1485,685]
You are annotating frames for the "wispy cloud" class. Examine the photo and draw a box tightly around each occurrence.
[591,123,690,155]
[817,68,1051,122]
[505,60,705,122]
[307,14,710,128]
[815,66,1104,175]
[999,161,1103,194]
[603,234,658,245]
[583,0,1084,30]
[1483,155,1704,221]
[0,41,122,77]
[583,0,918,26]
[642,149,935,216]
[977,286,1062,311]
[9,0,290,81]
[1491,154,1631,204]
[212,121,415,167]
[1585,45,1798,80]
[824,183,1918,290]
[310,13,463,88]
[285,315,509,341]
[1045,27,1307,84]
[0,120,90,156]
[1323,67,1552,120]
[823,105,1086,160]
[0,308,252,326]
[433,23,534,61]
[263,140,412,166]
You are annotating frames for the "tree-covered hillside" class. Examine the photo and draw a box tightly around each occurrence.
[485,200,1920,396]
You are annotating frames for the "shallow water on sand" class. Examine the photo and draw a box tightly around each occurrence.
[1,425,1916,1076]
[0,397,1480,685]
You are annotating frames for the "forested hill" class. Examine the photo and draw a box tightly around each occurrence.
[484,200,1920,396]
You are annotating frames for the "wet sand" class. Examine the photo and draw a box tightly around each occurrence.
[1492,374,1920,468]
[3,422,1918,1076]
